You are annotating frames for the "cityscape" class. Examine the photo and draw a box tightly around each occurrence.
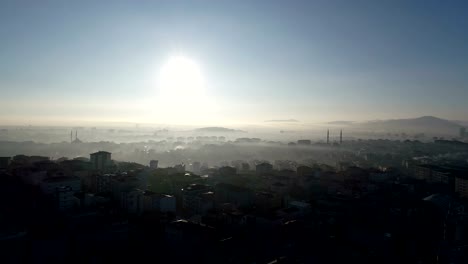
[1,124,468,263]
[1,1,468,263]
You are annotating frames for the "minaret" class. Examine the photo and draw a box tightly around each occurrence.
[75,131,78,141]
[340,130,343,144]
[327,129,330,144]
[70,130,73,143]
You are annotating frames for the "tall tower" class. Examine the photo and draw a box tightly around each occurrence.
[70,130,73,143]
[75,131,78,141]
[340,130,343,144]
[90,151,112,171]
[327,129,330,144]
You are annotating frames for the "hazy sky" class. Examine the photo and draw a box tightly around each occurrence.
[1,0,467,125]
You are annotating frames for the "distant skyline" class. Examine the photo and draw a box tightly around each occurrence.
[1,0,467,125]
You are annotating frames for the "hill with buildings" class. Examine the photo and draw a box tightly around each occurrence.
[359,116,462,135]
[264,119,299,123]
[194,127,245,133]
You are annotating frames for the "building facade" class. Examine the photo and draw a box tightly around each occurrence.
[90,151,112,171]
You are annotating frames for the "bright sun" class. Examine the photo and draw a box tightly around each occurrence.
[152,54,219,123]
[158,55,205,99]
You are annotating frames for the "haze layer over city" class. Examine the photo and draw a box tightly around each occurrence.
[1,1,468,264]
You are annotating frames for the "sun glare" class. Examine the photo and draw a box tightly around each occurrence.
[158,55,205,99]
[151,54,219,123]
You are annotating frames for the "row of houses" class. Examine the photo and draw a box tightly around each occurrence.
[413,164,468,197]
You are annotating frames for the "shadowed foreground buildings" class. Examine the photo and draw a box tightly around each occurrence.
[0,157,11,169]
[1,142,468,263]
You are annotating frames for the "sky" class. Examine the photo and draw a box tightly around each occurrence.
[0,0,467,126]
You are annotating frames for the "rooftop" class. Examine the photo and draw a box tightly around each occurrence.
[90,151,111,156]
[183,183,211,192]
[42,176,80,183]
[216,182,251,193]
[256,191,275,198]
[143,191,173,198]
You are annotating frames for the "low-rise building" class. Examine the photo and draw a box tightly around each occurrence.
[165,219,216,247]
[218,166,237,177]
[214,183,254,209]
[182,184,213,216]
[256,162,273,175]
[96,173,115,193]
[120,189,144,214]
[255,191,282,213]
[297,140,311,145]
[455,175,468,198]
[55,186,75,211]
[111,174,142,200]
[40,176,81,195]
[368,168,392,183]
[413,164,450,184]
[18,168,47,185]
[143,191,176,213]
[0,157,11,169]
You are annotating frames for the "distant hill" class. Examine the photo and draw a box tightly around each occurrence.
[360,116,462,135]
[194,127,245,133]
[327,121,354,125]
[452,120,468,127]
[265,119,299,123]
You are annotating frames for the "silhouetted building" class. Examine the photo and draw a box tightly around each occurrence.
[297,140,311,145]
[13,155,49,165]
[96,173,115,193]
[460,127,466,138]
[218,166,237,177]
[71,130,82,144]
[256,162,273,175]
[143,191,176,213]
[215,183,254,208]
[16,167,47,185]
[150,160,159,169]
[55,186,75,211]
[413,164,451,184]
[120,188,144,214]
[255,191,282,212]
[0,157,11,169]
[182,184,213,216]
[455,175,468,198]
[40,176,81,195]
[165,219,216,247]
[191,161,201,174]
[174,163,186,173]
[90,151,112,171]
[112,174,141,200]
[296,165,316,177]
